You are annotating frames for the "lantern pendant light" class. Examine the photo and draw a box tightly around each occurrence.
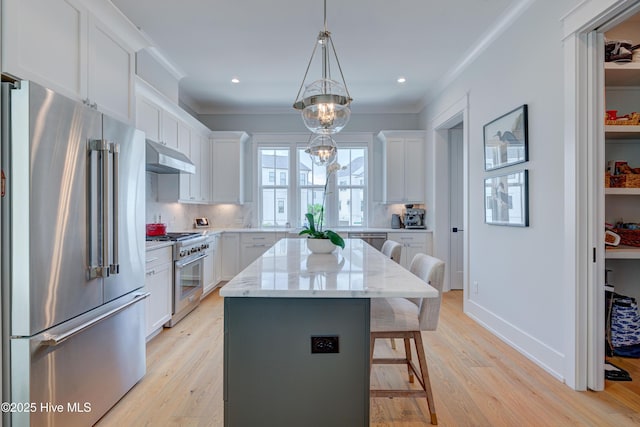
[293,0,352,135]
[305,134,337,167]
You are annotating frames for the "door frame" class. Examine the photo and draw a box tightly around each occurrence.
[562,0,640,390]
[448,125,464,290]
[431,94,469,297]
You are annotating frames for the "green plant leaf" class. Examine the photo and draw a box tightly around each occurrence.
[305,213,316,233]
[298,229,312,236]
[325,230,345,248]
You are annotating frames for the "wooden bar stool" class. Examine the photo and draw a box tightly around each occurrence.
[380,239,402,349]
[370,253,445,425]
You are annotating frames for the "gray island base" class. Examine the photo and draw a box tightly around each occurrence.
[220,239,438,426]
[224,297,370,426]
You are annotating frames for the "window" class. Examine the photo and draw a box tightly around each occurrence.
[298,148,327,227]
[336,148,366,226]
[255,134,369,228]
[260,148,289,227]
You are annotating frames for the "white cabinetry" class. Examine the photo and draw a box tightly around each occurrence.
[211,132,250,204]
[136,97,162,142]
[214,234,223,285]
[144,245,173,340]
[202,235,219,297]
[240,232,278,271]
[2,0,143,123]
[387,232,432,269]
[377,131,426,204]
[221,233,240,280]
[137,79,213,204]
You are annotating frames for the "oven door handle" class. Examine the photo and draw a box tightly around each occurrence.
[175,253,207,269]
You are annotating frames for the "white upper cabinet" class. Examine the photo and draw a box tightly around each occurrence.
[162,111,180,150]
[87,15,134,122]
[199,136,212,202]
[2,0,143,123]
[3,0,85,99]
[377,131,426,204]
[211,132,250,204]
[136,97,162,142]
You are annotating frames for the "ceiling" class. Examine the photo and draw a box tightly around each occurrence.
[111,0,520,115]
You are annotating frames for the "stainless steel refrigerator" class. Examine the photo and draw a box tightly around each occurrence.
[1,80,148,426]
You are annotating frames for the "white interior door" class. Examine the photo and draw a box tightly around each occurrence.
[449,127,464,290]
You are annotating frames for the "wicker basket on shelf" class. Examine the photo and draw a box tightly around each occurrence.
[605,172,611,188]
[605,112,640,126]
[609,173,640,188]
[614,228,640,247]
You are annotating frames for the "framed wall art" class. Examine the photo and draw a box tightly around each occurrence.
[484,169,529,227]
[484,104,528,171]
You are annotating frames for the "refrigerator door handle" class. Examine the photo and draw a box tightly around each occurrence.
[110,142,120,275]
[88,139,110,278]
[39,292,150,347]
[101,139,110,276]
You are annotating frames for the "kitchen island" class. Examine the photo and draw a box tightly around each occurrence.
[220,238,437,427]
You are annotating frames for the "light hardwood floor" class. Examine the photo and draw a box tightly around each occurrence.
[96,289,640,426]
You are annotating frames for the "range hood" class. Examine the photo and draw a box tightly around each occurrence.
[145,139,196,174]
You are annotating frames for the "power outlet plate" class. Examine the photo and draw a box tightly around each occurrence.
[311,335,339,354]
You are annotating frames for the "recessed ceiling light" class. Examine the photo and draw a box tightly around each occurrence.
[231,77,240,84]
[397,77,407,84]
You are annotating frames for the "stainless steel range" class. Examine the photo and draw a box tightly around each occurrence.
[147,232,209,326]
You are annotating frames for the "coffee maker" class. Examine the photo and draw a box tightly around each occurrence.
[403,206,426,229]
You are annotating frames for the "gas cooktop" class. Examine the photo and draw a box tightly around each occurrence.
[145,232,202,242]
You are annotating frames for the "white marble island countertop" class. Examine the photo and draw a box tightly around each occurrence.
[219,238,437,299]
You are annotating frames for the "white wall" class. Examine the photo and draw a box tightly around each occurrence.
[420,0,580,381]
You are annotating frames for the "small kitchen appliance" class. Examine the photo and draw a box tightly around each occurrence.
[404,208,426,229]
[391,214,402,229]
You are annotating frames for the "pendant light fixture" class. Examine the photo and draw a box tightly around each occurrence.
[305,134,337,167]
[293,0,352,135]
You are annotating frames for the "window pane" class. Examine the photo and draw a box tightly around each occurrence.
[262,188,288,226]
[261,148,289,186]
[262,188,276,226]
[300,188,325,227]
[298,148,326,184]
[260,147,290,227]
[339,188,364,226]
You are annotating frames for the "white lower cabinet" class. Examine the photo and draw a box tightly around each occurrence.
[387,232,433,269]
[240,232,278,271]
[203,235,219,297]
[144,246,173,340]
[221,233,240,280]
[214,235,223,285]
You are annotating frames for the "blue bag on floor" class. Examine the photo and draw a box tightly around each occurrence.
[611,294,640,358]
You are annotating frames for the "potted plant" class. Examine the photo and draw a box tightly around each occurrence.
[299,162,346,252]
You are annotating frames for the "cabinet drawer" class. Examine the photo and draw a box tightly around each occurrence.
[387,233,423,243]
[146,246,172,270]
[145,260,172,278]
[241,233,276,246]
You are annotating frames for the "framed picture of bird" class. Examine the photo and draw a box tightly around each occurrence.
[483,104,528,171]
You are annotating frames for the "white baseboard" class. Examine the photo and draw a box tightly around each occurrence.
[465,298,566,383]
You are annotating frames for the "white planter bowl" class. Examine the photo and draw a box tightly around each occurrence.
[306,238,337,254]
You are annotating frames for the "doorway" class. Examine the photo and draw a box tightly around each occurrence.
[432,95,468,297]
[448,125,464,290]
[564,0,640,391]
